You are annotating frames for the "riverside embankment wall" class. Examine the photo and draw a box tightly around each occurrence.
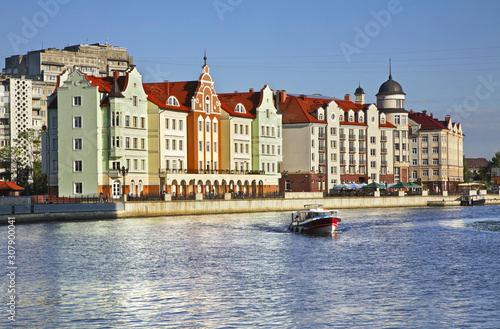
[4,194,500,224]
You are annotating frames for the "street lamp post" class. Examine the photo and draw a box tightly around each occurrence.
[120,166,128,201]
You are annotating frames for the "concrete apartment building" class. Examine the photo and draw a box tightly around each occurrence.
[3,43,133,128]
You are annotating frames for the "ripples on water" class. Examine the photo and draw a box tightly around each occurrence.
[3,205,500,328]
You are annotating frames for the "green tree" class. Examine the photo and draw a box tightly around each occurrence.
[0,129,47,194]
[463,155,473,183]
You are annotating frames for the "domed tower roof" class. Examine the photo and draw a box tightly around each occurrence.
[354,84,365,95]
[376,74,405,96]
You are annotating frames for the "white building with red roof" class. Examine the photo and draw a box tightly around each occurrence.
[409,110,464,192]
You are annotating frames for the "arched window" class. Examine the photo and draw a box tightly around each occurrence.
[235,104,246,113]
[205,96,210,113]
[166,96,180,106]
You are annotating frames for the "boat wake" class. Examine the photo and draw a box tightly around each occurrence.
[466,220,500,232]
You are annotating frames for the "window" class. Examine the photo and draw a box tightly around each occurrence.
[213,142,217,152]
[433,169,439,176]
[141,117,145,129]
[74,160,82,172]
[165,118,169,129]
[141,138,145,149]
[205,96,210,113]
[141,160,145,171]
[422,148,428,154]
[74,182,83,194]
[167,96,179,106]
[433,159,439,165]
[125,115,130,127]
[134,159,138,170]
[422,170,428,177]
[198,121,202,131]
[73,116,82,128]
[199,141,203,152]
[432,147,439,154]
[133,116,138,128]
[412,159,418,165]
[235,104,245,113]
[133,138,138,149]
[394,115,401,125]
[73,96,82,106]
[370,149,376,156]
[126,137,130,149]
[133,96,138,106]
[179,120,183,131]
[370,136,376,144]
[206,122,210,132]
[206,142,210,152]
[52,138,58,150]
[371,161,376,168]
[73,138,82,150]
[412,148,417,154]
[422,136,428,143]
[179,140,183,151]
[432,135,439,142]
[213,122,217,133]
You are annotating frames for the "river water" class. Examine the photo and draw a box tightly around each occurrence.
[3,205,500,328]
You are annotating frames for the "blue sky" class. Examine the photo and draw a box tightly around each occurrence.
[1,0,499,159]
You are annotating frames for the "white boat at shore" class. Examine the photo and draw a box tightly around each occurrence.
[288,204,341,234]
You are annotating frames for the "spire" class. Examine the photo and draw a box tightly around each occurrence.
[389,57,392,80]
[203,49,207,67]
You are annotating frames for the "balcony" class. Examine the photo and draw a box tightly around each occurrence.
[349,134,356,140]
[359,147,366,153]
[349,147,357,153]
[340,160,346,166]
[359,160,366,166]
[381,136,387,142]
[339,133,346,140]
[381,148,388,154]
[349,160,357,166]
[381,161,388,167]
[340,147,346,153]
[359,133,366,141]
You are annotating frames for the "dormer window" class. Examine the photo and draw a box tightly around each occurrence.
[235,104,246,113]
[358,114,364,123]
[349,115,354,122]
[166,96,180,107]
[339,114,344,121]
[318,112,324,120]
[380,116,386,124]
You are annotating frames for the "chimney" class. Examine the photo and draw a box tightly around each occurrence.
[276,90,287,103]
[445,114,451,122]
[344,94,351,101]
[422,110,427,115]
[249,88,254,92]
[113,70,119,80]
[430,113,433,118]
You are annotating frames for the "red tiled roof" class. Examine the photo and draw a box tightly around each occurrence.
[334,99,367,112]
[409,111,448,130]
[0,181,24,191]
[218,91,261,119]
[143,81,198,112]
[279,95,330,124]
[379,121,397,128]
[466,158,488,168]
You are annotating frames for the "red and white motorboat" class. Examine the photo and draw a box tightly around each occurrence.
[288,204,341,234]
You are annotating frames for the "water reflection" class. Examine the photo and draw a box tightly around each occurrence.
[6,206,500,328]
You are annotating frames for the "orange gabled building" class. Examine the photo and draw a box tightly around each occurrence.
[186,63,222,172]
